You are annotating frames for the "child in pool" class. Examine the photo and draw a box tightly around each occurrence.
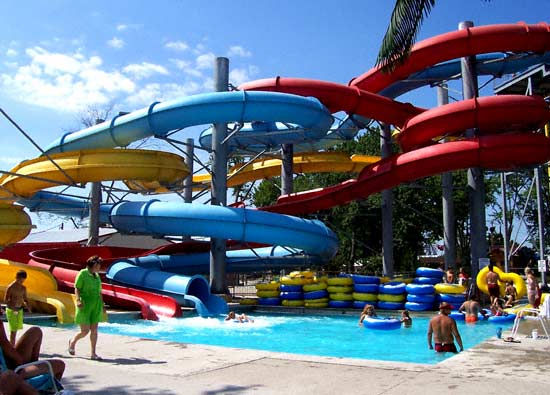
[358,304,377,326]
[225,311,254,323]
[400,310,412,327]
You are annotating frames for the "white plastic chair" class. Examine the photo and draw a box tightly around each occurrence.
[510,295,550,342]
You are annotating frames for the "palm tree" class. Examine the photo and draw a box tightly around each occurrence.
[376,0,436,72]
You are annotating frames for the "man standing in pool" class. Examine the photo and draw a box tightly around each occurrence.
[427,302,463,353]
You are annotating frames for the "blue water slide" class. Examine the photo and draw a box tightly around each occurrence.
[105,200,338,259]
[105,261,227,316]
[44,91,333,154]
[380,52,550,98]
[19,191,90,218]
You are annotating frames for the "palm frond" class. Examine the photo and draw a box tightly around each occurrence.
[376,0,436,73]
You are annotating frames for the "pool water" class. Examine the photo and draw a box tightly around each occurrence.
[99,313,506,365]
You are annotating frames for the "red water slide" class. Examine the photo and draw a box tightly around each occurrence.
[242,23,550,216]
[27,246,182,320]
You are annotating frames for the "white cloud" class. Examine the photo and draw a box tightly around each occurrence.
[170,59,202,78]
[116,23,141,32]
[229,65,259,86]
[0,46,136,112]
[107,37,125,49]
[196,52,216,70]
[165,41,189,51]
[123,62,169,79]
[6,49,17,57]
[227,46,251,58]
[0,156,25,167]
[116,24,128,31]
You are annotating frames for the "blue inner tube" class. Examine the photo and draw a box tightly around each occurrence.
[413,276,441,285]
[258,297,280,306]
[488,314,516,324]
[328,300,353,308]
[439,294,466,304]
[354,283,379,293]
[450,311,465,321]
[353,301,377,309]
[363,317,402,330]
[405,284,435,295]
[280,291,303,301]
[377,301,404,310]
[415,267,444,279]
[304,290,329,300]
[351,275,380,284]
[378,282,406,295]
[406,293,436,303]
[280,284,303,292]
[404,301,433,311]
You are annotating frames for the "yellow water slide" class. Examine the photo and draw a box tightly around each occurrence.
[126,151,381,193]
[0,259,76,323]
[0,148,188,246]
[476,265,527,298]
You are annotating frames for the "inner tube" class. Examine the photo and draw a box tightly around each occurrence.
[328,300,353,308]
[352,292,378,302]
[327,277,353,286]
[303,282,327,292]
[280,284,303,292]
[404,301,433,311]
[434,283,466,294]
[303,297,329,304]
[363,317,401,330]
[439,293,466,304]
[406,284,435,295]
[488,313,516,324]
[258,297,280,306]
[282,299,304,307]
[353,301,377,309]
[327,285,354,293]
[416,267,444,279]
[450,311,465,321]
[256,290,280,298]
[406,293,435,304]
[280,291,303,301]
[351,275,380,284]
[329,293,354,301]
[377,301,404,310]
[280,276,308,286]
[255,283,279,291]
[354,283,379,293]
[378,293,406,302]
[304,301,329,308]
[378,282,406,295]
[476,266,527,298]
[304,290,329,300]
[413,277,441,285]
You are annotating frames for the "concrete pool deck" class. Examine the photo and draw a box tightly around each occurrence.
[24,320,550,395]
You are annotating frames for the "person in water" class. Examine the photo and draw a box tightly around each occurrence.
[428,302,463,353]
[358,304,377,326]
[225,311,254,323]
[458,295,488,323]
[400,310,412,327]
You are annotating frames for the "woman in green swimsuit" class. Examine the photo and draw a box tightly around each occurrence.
[68,255,105,360]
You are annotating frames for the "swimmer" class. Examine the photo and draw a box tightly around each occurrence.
[225,311,254,323]
[458,295,487,323]
[428,302,463,353]
[400,310,412,328]
[358,304,377,326]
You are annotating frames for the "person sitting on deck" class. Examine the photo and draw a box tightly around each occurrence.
[503,281,518,308]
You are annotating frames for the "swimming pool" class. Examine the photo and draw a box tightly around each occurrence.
[97,313,507,365]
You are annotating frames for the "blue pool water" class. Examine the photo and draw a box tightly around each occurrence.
[96,313,507,365]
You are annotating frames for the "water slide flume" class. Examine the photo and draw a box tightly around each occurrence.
[0,259,75,323]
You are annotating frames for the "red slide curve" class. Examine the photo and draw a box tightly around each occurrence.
[239,23,550,216]
[27,246,182,320]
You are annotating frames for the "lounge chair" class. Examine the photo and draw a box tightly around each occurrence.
[510,293,550,343]
[0,347,64,394]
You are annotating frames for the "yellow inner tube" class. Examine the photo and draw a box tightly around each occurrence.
[305,302,329,308]
[326,277,353,286]
[239,298,258,305]
[327,285,353,293]
[392,277,413,284]
[434,283,465,295]
[352,292,378,302]
[255,282,280,291]
[282,299,304,307]
[378,293,406,302]
[280,276,308,285]
[303,283,327,292]
[304,297,329,304]
[256,290,280,298]
[329,293,354,301]
[476,266,527,298]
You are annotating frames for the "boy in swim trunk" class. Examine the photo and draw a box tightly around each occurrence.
[486,264,500,305]
[4,270,31,345]
[428,302,463,353]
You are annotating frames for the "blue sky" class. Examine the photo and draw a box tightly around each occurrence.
[0,0,547,230]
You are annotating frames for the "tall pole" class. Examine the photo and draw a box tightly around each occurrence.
[281,143,293,195]
[439,84,456,270]
[459,20,486,279]
[209,57,229,294]
[501,173,510,272]
[184,138,194,204]
[380,123,394,277]
[87,118,103,246]
[535,168,548,284]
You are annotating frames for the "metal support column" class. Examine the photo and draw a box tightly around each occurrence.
[460,20,487,278]
[439,84,456,270]
[501,173,510,272]
[87,118,103,246]
[380,123,394,277]
[184,138,194,204]
[281,144,294,196]
[535,167,548,284]
[209,57,229,294]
